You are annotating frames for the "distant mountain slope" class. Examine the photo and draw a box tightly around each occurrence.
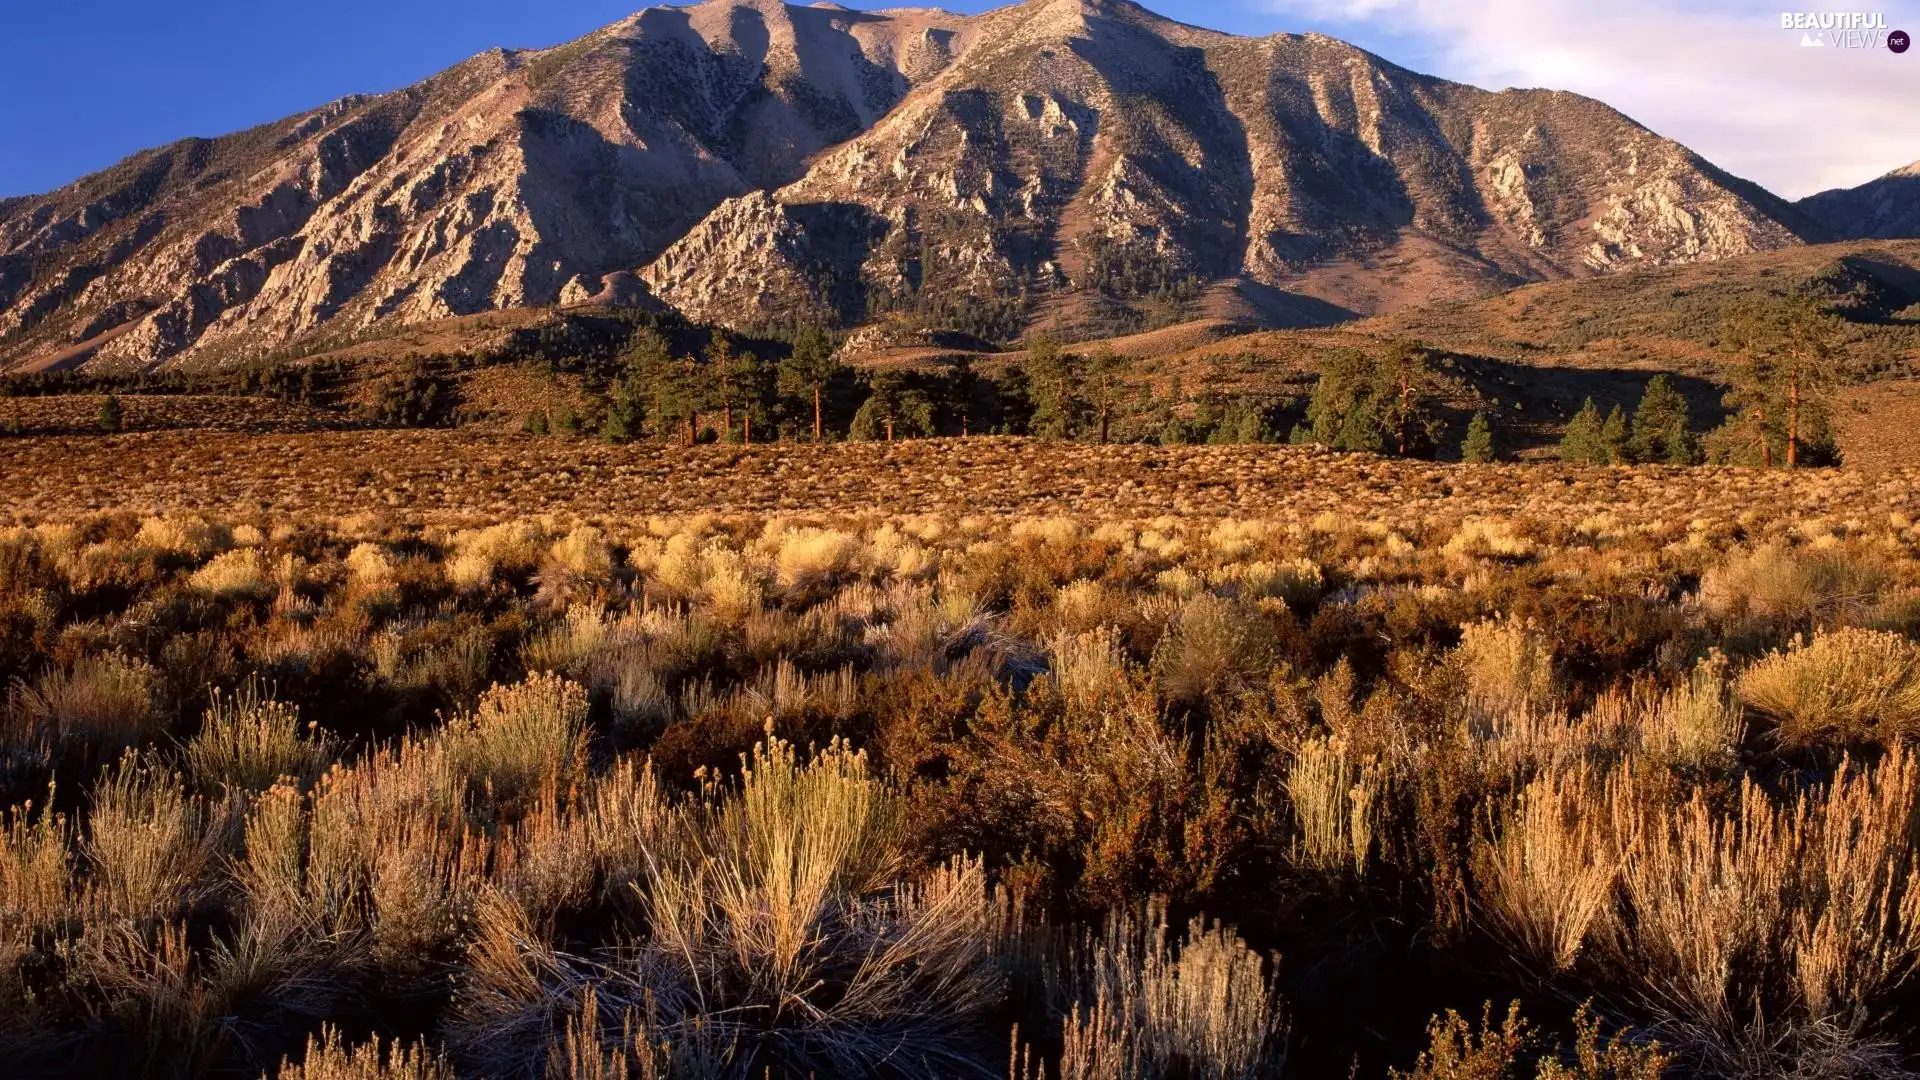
[0,0,1847,371]
[1798,161,1920,241]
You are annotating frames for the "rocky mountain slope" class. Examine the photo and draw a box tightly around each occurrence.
[640,0,1835,339]
[0,0,970,371]
[3,0,1905,371]
[1799,160,1920,241]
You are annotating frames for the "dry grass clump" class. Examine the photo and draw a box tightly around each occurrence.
[9,651,164,762]
[1473,767,1617,974]
[453,737,1005,1078]
[184,680,336,792]
[1699,545,1887,622]
[446,673,589,817]
[1040,904,1284,1080]
[188,548,274,599]
[1737,628,1920,748]
[274,1027,453,1080]
[1287,736,1385,878]
[84,753,222,919]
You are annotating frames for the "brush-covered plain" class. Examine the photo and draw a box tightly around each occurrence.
[1,449,1919,1079]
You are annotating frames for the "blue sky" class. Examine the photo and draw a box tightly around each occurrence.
[2,0,1915,200]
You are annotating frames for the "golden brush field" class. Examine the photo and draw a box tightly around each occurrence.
[3,427,1920,1079]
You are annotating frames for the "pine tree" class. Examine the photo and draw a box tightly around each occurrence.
[97,394,123,434]
[851,372,933,441]
[778,325,843,442]
[599,381,641,444]
[1305,349,1385,452]
[1715,295,1844,468]
[1084,346,1128,444]
[946,354,982,436]
[1776,293,1845,467]
[555,403,582,436]
[525,409,550,436]
[1559,398,1604,463]
[1600,405,1628,464]
[733,351,773,445]
[1628,375,1695,464]
[622,328,676,440]
[707,332,747,442]
[1461,411,1496,463]
[1380,339,1443,456]
[1025,333,1084,439]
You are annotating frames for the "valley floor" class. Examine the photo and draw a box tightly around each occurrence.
[2,429,1914,525]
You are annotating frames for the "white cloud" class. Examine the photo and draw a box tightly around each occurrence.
[1261,0,1920,198]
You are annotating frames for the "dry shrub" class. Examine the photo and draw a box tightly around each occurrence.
[2,790,74,996]
[1455,618,1557,718]
[237,780,310,921]
[1444,520,1538,562]
[185,680,337,792]
[1048,903,1284,1080]
[1473,767,1617,974]
[453,736,1002,1078]
[1392,1003,1666,1080]
[345,542,395,587]
[1699,545,1886,622]
[1051,627,1129,706]
[1737,628,1920,749]
[85,753,223,919]
[773,526,863,596]
[1286,735,1385,878]
[135,515,231,560]
[1637,655,1743,769]
[446,674,590,817]
[1605,751,1920,1073]
[1152,594,1276,706]
[549,526,614,579]
[274,1026,452,1080]
[10,651,163,761]
[189,548,274,599]
[1213,559,1323,607]
[306,738,465,942]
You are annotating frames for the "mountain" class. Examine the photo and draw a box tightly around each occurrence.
[643,0,1830,340]
[0,0,970,371]
[0,0,1864,372]
[1798,161,1920,240]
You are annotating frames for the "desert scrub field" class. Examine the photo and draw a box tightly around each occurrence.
[1,489,1919,1079]
[2,432,1917,522]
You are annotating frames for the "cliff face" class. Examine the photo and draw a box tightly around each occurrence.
[0,0,1844,369]
[0,0,971,370]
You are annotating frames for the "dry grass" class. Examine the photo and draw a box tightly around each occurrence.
[0,447,1910,1076]
[1738,628,1920,748]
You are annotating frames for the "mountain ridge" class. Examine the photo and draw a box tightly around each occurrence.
[0,0,1909,372]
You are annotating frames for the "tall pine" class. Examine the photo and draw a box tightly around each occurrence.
[1559,398,1604,464]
